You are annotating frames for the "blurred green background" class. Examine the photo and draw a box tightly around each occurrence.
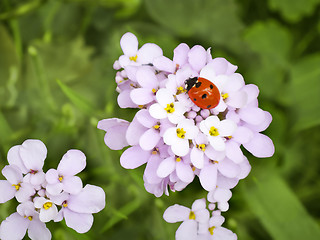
[0,0,320,239]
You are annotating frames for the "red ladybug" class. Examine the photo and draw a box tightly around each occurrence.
[185,77,220,109]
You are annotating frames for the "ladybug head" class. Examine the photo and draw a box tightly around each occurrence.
[185,77,198,92]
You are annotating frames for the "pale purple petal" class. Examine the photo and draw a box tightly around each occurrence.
[120,32,138,56]
[120,145,150,169]
[153,56,175,73]
[199,164,218,191]
[139,128,161,151]
[0,180,15,203]
[217,159,240,178]
[237,158,251,179]
[19,139,47,170]
[173,43,190,66]
[224,73,245,92]
[126,117,147,146]
[163,204,190,223]
[103,124,129,150]
[2,165,22,184]
[0,212,28,240]
[46,183,63,196]
[28,219,51,240]
[138,43,163,64]
[28,171,45,186]
[15,183,35,202]
[190,148,204,169]
[238,107,265,125]
[130,88,155,105]
[232,126,253,144]
[157,156,176,178]
[45,169,59,184]
[62,176,83,195]
[97,118,129,131]
[212,226,237,240]
[39,204,58,222]
[117,90,137,108]
[136,67,159,88]
[67,184,105,214]
[245,111,272,132]
[191,199,206,211]
[195,209,210,223]
[58,150,86,176]
[7,145,28,174]
[188,45,207,72]
[136,109,157,128]
[226,91,247,108]
[64,208,93,233]
[176,161,194,183]
[144,155,162,184]
[225,141,244,164]
[176,220,198,240]
[243,133,275,158]
[242,84,259,104]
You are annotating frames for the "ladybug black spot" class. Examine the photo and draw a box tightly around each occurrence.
[193,98,197,101]
[201,94,207,99]
[210,84,214,89]
[207,105,211,108]
[195,82,202,88]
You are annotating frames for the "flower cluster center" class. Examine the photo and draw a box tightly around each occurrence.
[43,202,53,210]
[176,128,186,139]
[58,176,64,182]
[209,126,219,136]
[153,124,160,130]
[197,144,206,151]
[164,103,175,113]
[176,86,186,95]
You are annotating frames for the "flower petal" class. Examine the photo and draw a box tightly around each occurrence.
[157,156,176,178]
[137,43,163,64]
[176,220,198,240]
[225,141,244,164]
[7,145,28,174]
[154,56,175,73]
[176,161,194,183]
[139,128,161,151]
[173,43,190,66]
[0,180,15,203]
[64,208,93,233]
[2,165,22,184]
[0,212,28,240]
[120,145,150,169]
[63,176,83,195]
[28,219,51,240]
[238,107,265,125]
[243,133,275,158]
[58,150,86,176]
[130,88,155,105]
[188,45,207,72]
[120,32,138,56]
[67,184,105,214]
[149,103,168,119]
[190,148,204,169]
[15,183,35,202]
[217,158,241,178]
[19,139,47,170]
[199,164,218,191]
[163,204,190,223]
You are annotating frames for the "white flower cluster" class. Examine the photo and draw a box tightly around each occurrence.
[0,139,105,240]
[98,32,275,239]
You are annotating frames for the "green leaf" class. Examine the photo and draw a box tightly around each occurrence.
[242,168,320,240]
[244,20,292,68]
[56,79,96,116]
[145,0,244,51]
[289,54,320,131]
[268,0,320,23]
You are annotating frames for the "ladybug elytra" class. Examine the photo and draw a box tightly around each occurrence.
[185,77,220,109]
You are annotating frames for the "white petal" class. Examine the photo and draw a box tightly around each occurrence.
[218,120,237,137]
[120,145,150,169]
[171,139,190,156]
[19,139,47,170]
[200,64,217,81]
[149,103,168,119]
[157,156,176,178]
[0,212,28,240]
[224,73,245,92]
[156,88,174,106]
[28,220,51,240]
[163,127,178,145]
[120,32,138,56]
[199,164,218,191]
[58,150,86,176]
[176,220,198,240]
[209,137,226,151]
[153,56,175,73]
[7,145,28,174]
[163,204,190,223]
[45,183,63,196]
[39,204,58,222]
[64,208,93,233]
[130,88,155,105]
[243,133,275,158]
[15,183,35,202]
[173,43,190,66]
[191,199,206,211]
[188,45,207,72]
[0,180,15,203]
[67,184,105,214]
[190,148,204,169]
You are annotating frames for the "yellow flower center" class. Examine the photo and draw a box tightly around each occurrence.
[24,216,33,221]
[176,86,186,95]
[129,55,138,62]
[176,157,182,162]
[152,88,157,93]
[63,201,68,208]
[43,202,53,210]
[164,103,175,113]
[58,176,63,182]
[209,226,216,235]
[197,144,206,151]
[222,93,229,100]
[176,128,186,139]
[12,183,21,191]
[153,124,160,130]
[209,126,219,136]
[189,211,196,220]
[152,147,159,155]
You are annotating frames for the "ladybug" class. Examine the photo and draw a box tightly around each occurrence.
[185,77,220,109]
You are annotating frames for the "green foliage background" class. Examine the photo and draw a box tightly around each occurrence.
[0,0,320,239]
